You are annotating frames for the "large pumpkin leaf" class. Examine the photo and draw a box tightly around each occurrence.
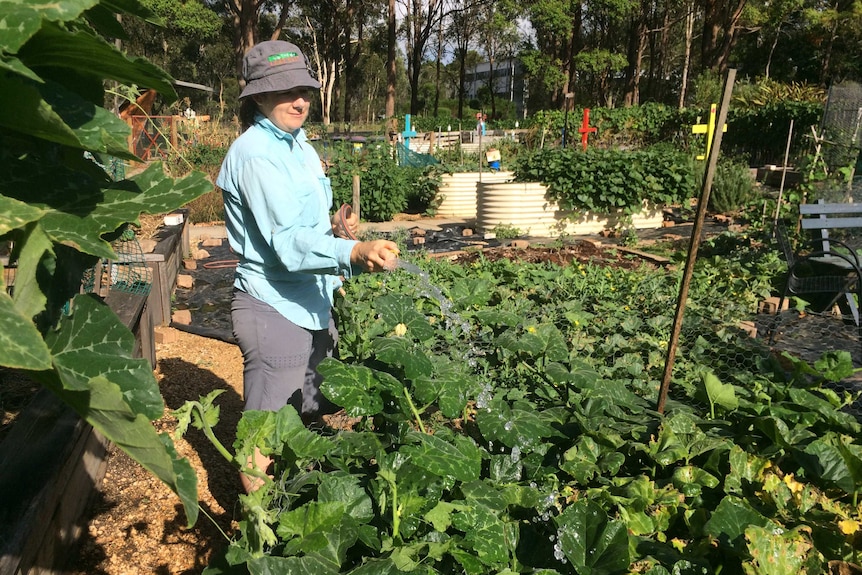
[43,294,163,417]
[0,191,47,236]
[451,502,510,567]
[318,358,400,416]
[278,502,358,568]
[497,323,569,361]
[372,337,433,379]
[4,162,211,260]
[0,276,52,370]
[742,525,813,575]
[400,431,482,483]
[374,293,436,341]
[704,496,772,551]
[0,0,96,54]
[555,499,631,575]
[476,396,562,450]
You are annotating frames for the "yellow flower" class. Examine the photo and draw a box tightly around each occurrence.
[840,519,860,535]
[783,473,804,495]
[527,326,537,333]
[394,323,408,336]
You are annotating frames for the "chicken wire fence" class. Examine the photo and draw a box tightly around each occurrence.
[82,228,152,297]
[815,81,862,185]
[658,289,862,419]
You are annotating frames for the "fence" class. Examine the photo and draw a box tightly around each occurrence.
[126,115,211,161]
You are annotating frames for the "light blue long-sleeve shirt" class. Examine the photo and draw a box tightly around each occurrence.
[216,114,358,330]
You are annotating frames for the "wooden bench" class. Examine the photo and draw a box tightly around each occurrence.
[795,200,862,324]
[800,199,862,253]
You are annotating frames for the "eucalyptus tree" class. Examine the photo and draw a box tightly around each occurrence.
[213,0,293,77]
[520,0,580,110]
[802,0,862,85]
[699,0,747,74]
[401,0,449,115]
[475,0,522,118]
[118,0,227,112]
[448,0,485,118]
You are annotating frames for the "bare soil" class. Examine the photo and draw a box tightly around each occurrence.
[66,328,245,574]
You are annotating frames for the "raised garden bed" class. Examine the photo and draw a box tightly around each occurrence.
[0,212,189,575]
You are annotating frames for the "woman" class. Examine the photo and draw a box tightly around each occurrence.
[216,40,399,491]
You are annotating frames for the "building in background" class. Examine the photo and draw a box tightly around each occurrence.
[464,58,527,119]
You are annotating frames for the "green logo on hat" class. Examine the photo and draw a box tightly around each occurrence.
[268,52,299,65]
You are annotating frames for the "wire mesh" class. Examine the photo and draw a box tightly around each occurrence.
[396,142,440,167]
[818,81,862,178]
[82,228,152,297]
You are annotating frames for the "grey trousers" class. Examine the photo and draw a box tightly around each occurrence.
[231,289,337,420]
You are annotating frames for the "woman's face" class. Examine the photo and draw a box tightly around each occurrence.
[253,87,312,133]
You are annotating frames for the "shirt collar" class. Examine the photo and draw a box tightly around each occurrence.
[255,113,307,147]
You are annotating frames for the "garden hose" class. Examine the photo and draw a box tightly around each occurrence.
[337,203,359,240]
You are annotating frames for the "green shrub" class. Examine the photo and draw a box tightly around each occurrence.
[325,142,442,221]
[697,157,758,214]
[513,145,696,214]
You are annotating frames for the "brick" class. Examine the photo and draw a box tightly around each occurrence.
[194,248,210,260]
[411,228,426,237]
[201,238,223,247]
[138,238,158,253]
[509,239,530,249]
[154,327,179,344]
[661,220,675,228]
[176,274,195,289]
[462,228,473,236]
[171,309,192,325]
[412,237,425,246]
[737,320,757,338]
[182,258,197,270]
[758,296,789,314]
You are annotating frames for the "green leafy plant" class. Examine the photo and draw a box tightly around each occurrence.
[697,156,759,214]
[182,239,862,573]
[492,224,522,239]
[325,142,443,221]
[0,0,212,524]
[514,145,696,215]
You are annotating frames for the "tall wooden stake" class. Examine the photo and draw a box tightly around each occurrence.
[657,69,737,414]
[352,174,361,221]
[772,119,795,230]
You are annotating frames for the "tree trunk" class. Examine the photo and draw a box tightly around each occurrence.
[433,21,443,116]
[679,4,694,109]
[623,5,648,107]
[700,0,746,73]
[386,0,396,133]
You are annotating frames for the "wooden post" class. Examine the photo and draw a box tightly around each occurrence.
[772,119,795,230]
[352,174,360,221]
[657,69,736,415]
[170,116,179,150]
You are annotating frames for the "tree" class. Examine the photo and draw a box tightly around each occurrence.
[402,0,447,115]
[699,0,747,74]
[1,0,211,526]
[476,0,522,118]
[449,0,484,118]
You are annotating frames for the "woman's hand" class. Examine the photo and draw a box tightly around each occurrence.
[350,240,399,272]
